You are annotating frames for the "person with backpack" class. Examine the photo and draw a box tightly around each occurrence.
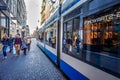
[22,37,27,55]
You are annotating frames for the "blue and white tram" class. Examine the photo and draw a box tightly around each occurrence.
[38,0,120,80]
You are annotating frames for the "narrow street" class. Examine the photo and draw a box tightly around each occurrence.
[0,38,66,80]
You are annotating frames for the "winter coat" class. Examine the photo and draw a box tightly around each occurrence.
[1,38,9,45]
[14,38,22,45]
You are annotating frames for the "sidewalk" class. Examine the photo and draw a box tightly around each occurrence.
[0,38,66,80]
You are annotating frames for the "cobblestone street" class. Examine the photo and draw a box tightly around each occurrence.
[0,39,66,80]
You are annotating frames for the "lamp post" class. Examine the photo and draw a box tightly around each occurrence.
[50,0,61,68]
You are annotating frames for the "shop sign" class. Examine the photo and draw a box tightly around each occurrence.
[85,11,120,24]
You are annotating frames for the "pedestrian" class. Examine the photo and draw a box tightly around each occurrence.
[26,36,31,51]
[14,34,22,56]
[22,37,27,55]
[8,34,14,53]
[1,33,9,59]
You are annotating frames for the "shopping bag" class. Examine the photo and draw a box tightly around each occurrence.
[0,44,3,51]
[13,46,16,54]
[69,45,72,52]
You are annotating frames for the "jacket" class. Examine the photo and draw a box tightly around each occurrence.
[2,38,9,45]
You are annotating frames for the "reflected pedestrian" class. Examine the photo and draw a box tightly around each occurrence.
[66,36,72,52]
[76,36,80,54]
[63,38,66,51]
[1,33,9,59]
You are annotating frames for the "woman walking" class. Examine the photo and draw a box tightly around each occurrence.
[1,33,9,59]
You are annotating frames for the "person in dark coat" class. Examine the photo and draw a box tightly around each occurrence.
[1,33,9,59]
[8,34,14,53]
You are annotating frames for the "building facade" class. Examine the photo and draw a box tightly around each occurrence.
[17,0,27,35]
[40,0,64,25]
[41,0,46,25]
[0,0,27,39]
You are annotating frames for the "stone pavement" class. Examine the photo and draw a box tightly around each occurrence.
[0,38,66,80]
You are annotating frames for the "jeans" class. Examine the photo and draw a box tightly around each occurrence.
[3,45,8,57]
[9,44,13,53]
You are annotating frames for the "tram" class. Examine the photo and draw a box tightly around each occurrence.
[38,0,120,80]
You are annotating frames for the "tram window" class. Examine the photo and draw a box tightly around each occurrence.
[45,22,56,49]
[62,17,82,56]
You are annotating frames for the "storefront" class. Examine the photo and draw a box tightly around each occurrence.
[84,4,120,55]
[0,11,8,41]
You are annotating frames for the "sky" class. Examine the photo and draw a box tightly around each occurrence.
[24,0,43,34]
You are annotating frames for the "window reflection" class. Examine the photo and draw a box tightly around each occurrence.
[45,22,56,49]
[62,17,82,55]
[84,6,120,55]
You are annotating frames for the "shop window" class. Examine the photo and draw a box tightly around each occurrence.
[0,13,6,28]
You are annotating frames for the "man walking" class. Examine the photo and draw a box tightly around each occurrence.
[9,34,14,53]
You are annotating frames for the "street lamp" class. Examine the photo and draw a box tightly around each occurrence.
[50,0,61,68]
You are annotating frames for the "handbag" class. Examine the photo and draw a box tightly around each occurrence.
[13,46,16,54]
